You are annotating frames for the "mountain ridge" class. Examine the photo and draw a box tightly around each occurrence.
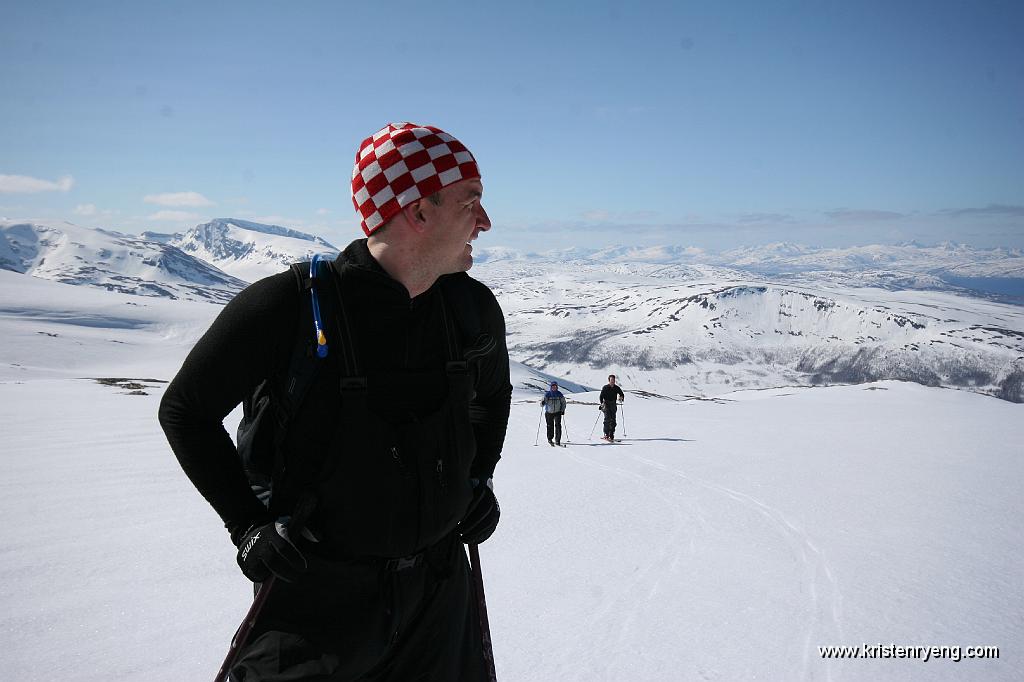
[0,219,245,303]
[161,218,339,283]
[3,217,1022,401]
[473,259,1024,402]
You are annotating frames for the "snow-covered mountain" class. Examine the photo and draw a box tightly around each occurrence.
[477,240,1021,270]
[4,218,1022,401]
[0,217,342,303]
[718,242,1024,300]
[473,260,1024,403]
[0,220,246,303]
[151,218,339,283]
[720,240,1024,278]
[476,241,1024,301]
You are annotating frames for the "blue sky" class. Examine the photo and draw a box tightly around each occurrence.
[2,0,1022,251]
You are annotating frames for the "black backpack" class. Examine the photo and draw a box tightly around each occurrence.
[235,257,488,509]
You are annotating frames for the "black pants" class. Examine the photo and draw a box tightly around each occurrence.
[545,412,562,444]
[230,534,487,681]
[603,406,617,438]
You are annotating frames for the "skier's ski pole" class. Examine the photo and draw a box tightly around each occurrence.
[621,402,627,438]
[589,410,601,440]
[562,415,570,444]
[533,405,544,446]
[214,494,316,681]
[215,576,274,681]
[469,543,498,682]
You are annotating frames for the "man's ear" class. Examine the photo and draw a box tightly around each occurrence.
[399,200,428,234]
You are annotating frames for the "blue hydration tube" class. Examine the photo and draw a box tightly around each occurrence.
[310,254,329,358]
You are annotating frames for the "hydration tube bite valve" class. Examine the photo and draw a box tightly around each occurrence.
[310,254,329,358]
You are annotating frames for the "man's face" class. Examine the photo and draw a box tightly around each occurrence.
[608,376,616,385]
[424,179,490,274]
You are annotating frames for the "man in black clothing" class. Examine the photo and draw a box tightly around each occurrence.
[159,123,511,681]
[599,374,625,441]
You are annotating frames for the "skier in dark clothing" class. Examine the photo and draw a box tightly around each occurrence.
[599,374,625,441]
[541,381,567,446]
[158,122,511,681]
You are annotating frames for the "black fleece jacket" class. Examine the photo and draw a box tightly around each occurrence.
[158,239,512,542]
[600,384,624,407]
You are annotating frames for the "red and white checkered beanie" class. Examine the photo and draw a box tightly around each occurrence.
[351,122,481,235]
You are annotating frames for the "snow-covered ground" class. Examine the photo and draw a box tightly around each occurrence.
[1,270,1021,681]
[496,383,1022,681]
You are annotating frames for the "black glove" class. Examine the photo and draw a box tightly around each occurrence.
[460,482,500,545]
[236,517,308,583]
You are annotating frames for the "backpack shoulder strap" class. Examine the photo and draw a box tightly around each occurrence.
[274,262,323,419]
[272,258,368,512]
[267,260,341,485]
[237,262,323,507]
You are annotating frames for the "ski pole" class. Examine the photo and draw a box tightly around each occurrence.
[533,405,544,446]
[215,577,275,682]
[589,410,601,440]
[469,544,498,682]
[562,415,570,444]
[214,494,316,681]
[620,403,627,438]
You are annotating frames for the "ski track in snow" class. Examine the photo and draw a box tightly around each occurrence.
[625,450,845,682]
[561,446,694,681]
[559,440,843,682]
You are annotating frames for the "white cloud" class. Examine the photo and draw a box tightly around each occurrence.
[148,210,201,222]
[72,204,119,220]
[143,191,215,207]
[316,208,330,216]
[0,174,75,194]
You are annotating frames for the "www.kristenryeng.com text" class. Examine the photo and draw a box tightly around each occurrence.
[819,643,999,663]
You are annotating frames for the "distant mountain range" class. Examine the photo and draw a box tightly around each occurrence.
[0,220,246,303]
[471,259,1024,403]
[2,218,1022,401]
[477,240,1023,275]
[1,218,337,302]
[476,241,1024,302]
